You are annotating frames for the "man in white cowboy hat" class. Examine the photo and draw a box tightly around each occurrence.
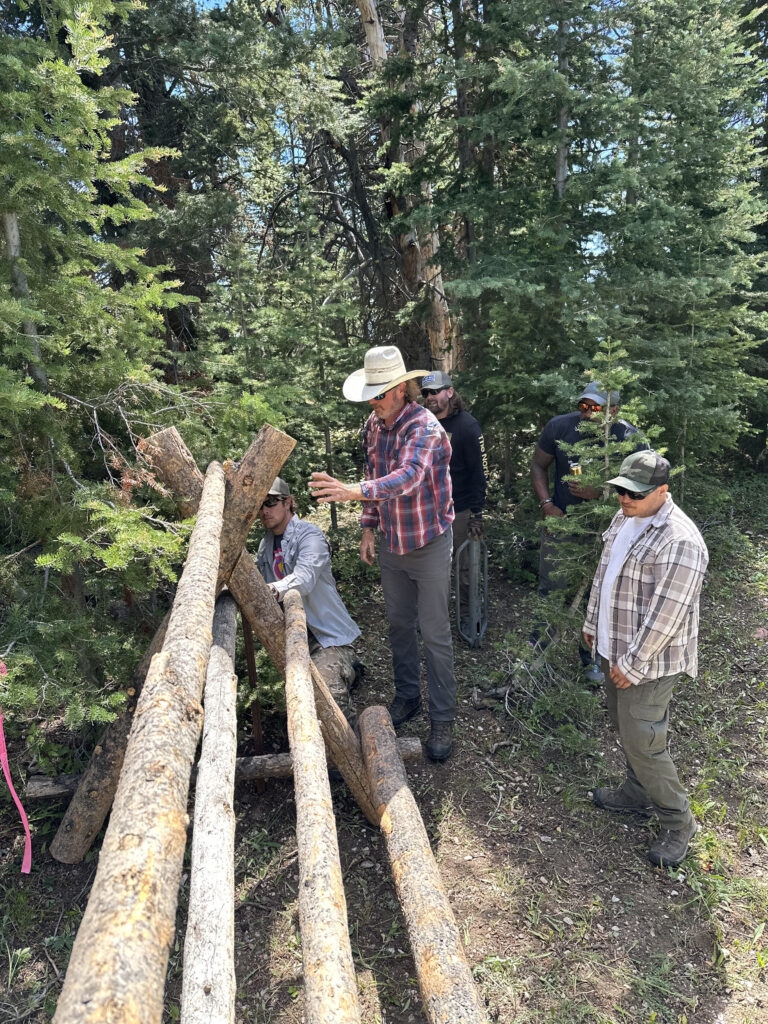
[309,345,457,761]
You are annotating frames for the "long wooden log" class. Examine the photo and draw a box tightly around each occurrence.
[54,463,227,1024]
[283,590,361,1024]
[358,707,489,1024]
[49,425,295,864]
[27,739,423,798]
[146,432,379,825]
[48,612,170,863]
[181,594,238,1024]
[236,738,423,780]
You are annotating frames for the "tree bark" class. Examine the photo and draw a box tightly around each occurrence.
[554,20,570,199]
[146,432,379,825]
[2,211,48,389]
[48,612,170,863]
[54,462,226,1024]
[181,594,238,1024]
[283,590,361,1024]
[359,707,488,1024]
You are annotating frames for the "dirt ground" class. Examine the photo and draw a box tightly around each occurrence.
[2,539,767,1024]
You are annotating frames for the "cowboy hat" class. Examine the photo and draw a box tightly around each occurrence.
[343,346,427,402]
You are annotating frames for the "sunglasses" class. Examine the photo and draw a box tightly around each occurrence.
[578,401,602,412]
[421,387,447,398]
[613,485,652,500]
[371,387,394,401]
[261,495,286,509]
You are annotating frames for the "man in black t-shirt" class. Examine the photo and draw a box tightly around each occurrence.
[530,384,646,673]
[422,371,488,611]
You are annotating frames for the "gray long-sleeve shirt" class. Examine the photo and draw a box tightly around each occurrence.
[256,514,360,649]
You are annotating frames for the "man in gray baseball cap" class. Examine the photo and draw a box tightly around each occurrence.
[421,371,487,627]
[583,451,709,868]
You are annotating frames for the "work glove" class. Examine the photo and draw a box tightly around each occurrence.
[468,514,483,539]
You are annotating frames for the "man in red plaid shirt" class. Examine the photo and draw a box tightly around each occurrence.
[310,346,457,761]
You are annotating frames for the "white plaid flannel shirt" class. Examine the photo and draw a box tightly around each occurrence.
[584,496,708,685]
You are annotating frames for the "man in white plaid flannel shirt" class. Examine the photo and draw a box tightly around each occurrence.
[583,451,708,868]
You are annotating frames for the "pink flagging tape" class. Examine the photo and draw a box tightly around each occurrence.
[0,685,32,873]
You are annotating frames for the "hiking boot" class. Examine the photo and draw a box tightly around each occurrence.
[426,720,453,761]
[648,819,698,868]
[592,786,652,815]
[388,695,422,728]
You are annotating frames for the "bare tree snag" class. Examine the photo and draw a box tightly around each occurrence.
[181,594,238,1024]
[358,707,489,1024]
[49,611,170,863]
[283,590,361,1024]
[27,739,423,798]
[53,463,226,1024]
[146,433,379,825]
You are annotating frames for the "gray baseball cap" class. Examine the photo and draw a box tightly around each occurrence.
[608,452,670,495]
[578,383,620,407]
[421,371,453,391]
[267,477,291,496]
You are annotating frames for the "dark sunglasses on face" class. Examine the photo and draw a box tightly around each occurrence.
[578,400,601,412]
[372,387,394,401]
[421,387,447,398]
[614,485,651,500]
[261,496,285,509]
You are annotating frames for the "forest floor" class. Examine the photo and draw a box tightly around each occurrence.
[1,509,767,1024]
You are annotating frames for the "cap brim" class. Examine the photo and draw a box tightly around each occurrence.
[342,368,427,402]
[607,475,654,494]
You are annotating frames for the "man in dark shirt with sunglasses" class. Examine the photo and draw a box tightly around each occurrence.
[421,371,488,611]
[583,451,708,868]
[530,384,646,677]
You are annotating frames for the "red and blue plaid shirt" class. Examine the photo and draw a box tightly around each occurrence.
[359,402,454,555]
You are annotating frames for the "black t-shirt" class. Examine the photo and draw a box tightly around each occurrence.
[441,409,487,514]
[537,412,646,512]
[271,533,286,579]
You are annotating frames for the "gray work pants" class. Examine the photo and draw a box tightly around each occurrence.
[379,530,456,722]
[601,657,692,830]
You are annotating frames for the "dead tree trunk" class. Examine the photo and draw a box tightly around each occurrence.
[144,430,379,825]
[283,590,361,1024]
[54,462,226,1024]
[50,425,295,863]
[180,594,238,1024]
[2,211,48,389]
[358,707,489,1024]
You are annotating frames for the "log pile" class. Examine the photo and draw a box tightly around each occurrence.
[48,424,488,1024]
